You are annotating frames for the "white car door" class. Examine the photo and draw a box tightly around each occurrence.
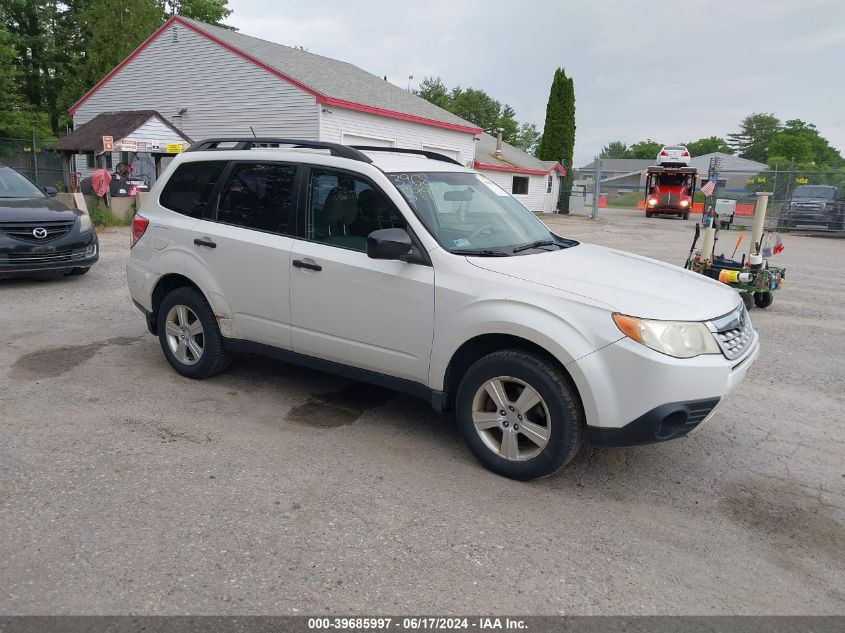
[289,166,435,384]
[188,161,298,349]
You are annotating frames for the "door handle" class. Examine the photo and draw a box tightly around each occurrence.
[292,259,322,272]
[193,238,217,248]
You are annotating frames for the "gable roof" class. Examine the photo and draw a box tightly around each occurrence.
[474,133,564,176]
[69,16,481,136]
[577,158,654,172]
[689,152,768,173]
[49,110,191,153]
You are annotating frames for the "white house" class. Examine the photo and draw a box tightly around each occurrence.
[473,132,565,213]
[68,15,563,213]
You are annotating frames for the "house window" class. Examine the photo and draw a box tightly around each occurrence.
[86,153,113,169]
[512,176,529,195]
[547,175,553,193]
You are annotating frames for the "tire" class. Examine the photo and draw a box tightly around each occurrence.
[157,286,233,379]
[645,211,653,218]
[70,267,91,275]
[455,349,584,480]
[741,292,754,310]
[682,211,690,220]
[753,292,774,309]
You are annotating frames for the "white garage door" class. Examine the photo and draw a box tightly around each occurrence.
[422,145,461,163]
[342,133,395,148]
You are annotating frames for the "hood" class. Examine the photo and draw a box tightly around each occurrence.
[467,243,740,321]
[0,197,81,223]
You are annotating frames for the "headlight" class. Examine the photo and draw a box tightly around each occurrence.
[680,199,689,207]
[648,198,657,206]
[78,213,93,233]
[612,313,720,358]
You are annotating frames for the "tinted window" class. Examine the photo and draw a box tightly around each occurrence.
[305,168,405,252]
[160,161,227,218]
[216,163,297,234]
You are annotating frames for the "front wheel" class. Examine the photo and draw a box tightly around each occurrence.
[754,292,774,309]
[455,350,584,480]
[157,287,233,379]
[645,211,653,218]
[682,211,690,220]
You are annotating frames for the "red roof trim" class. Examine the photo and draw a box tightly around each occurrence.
[318,96,482,134]
[474,160,566,177]
[69,17,481,136]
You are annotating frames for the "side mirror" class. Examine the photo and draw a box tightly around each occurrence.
[367,228,415,261]
[44,186,58,197]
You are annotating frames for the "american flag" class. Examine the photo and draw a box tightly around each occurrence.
[701,177,716,197]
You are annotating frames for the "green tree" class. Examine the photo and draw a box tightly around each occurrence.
[727,113,781,163]
[767,119,842,168]
[599,140,628,159]
[537,68,575,212]
[2,0,88,134]
[158,0,234,28]
[415,75,449,110]
[625,140,662,159]
[684,136,733,156]
[512,122,541,154]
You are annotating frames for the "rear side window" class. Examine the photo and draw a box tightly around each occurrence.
[216,162,297,235]
[159,161,227,218]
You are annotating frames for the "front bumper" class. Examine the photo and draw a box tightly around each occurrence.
[0,241,98,276]
[569,330,760,447]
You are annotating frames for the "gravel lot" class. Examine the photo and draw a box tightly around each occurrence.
[1,210,843,615]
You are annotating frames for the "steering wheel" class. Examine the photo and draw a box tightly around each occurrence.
[468,225,496,240]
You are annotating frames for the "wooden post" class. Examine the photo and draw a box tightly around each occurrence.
[61,152,72,192]
[154,155,162,179]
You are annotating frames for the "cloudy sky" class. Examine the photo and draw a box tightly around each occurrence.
[228,0,844,166]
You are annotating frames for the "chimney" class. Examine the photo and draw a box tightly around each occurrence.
[494,128,504,160]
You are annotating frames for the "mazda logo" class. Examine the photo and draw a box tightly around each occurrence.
[32,227,48,239]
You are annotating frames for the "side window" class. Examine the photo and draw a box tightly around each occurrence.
[305,168,405,252]
[216,162,297,235]
[512,176,529,195]
[160,161,227,218]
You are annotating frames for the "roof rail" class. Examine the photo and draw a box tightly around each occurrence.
[351,146,464,166]
[186,138,373,163]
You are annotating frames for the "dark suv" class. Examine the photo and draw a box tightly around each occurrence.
[0,164,98,278]
[782,185,844,230]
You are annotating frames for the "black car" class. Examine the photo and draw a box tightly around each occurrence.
[0,163,98,278]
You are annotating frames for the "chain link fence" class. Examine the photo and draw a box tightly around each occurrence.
[708,167,845,233]
[0,137,66,190]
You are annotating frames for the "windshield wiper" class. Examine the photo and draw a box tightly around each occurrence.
[456,249,511,257]
[512,239,559,253]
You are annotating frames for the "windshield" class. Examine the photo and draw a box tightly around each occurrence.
[0,167,46,198]
[792,186,835,200]
[387,171,573,255]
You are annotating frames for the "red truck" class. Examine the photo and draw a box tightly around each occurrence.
[644,167,698,219]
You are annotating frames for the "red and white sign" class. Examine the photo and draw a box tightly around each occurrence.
[102,135,114,152]
[119,138,138,152]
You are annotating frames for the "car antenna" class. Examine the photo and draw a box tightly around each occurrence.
[249,126,257,138]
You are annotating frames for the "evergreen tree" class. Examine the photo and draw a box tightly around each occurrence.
[537,68,575,212]
[727,113,781,163]
[599,140,628,159]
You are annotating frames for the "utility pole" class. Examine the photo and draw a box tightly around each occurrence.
[591,157,602,220]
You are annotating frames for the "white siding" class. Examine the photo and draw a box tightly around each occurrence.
[119,117,187,147]
[74,23,318,140]
[319,107,476,166]
[478,170,550,213]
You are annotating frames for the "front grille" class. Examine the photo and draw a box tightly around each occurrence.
[658,193,677,205]
[686,403,717,425]
[710,304,755,361]
[2,250,82,264]
[0,220,75,243]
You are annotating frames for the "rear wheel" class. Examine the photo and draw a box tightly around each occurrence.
[157,287,232,379]
[455,350,583,480]
[754,292,774,309]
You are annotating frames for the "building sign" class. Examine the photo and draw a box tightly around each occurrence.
[119,138,138,152]
[165,143,183,154]
[102,136,114,152]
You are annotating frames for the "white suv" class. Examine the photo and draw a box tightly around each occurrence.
[127,138,759,480]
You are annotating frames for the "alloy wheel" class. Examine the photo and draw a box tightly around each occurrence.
[164,304,204,366]
[471,376,551,461]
